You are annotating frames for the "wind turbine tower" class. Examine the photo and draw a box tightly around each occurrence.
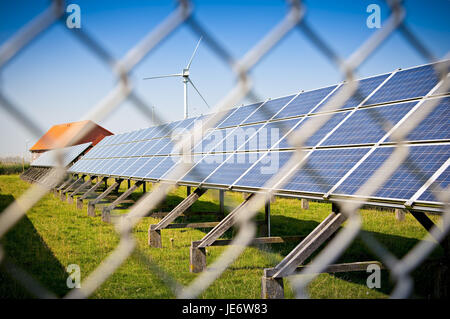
[143,37,210,119]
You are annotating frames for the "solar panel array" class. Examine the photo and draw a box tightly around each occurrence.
[68,61,450,210]
[31,142,92,168]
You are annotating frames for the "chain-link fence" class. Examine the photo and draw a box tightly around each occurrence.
[0,0,449,299]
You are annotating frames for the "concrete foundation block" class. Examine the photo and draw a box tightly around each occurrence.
[148,226,162,248]
[87,202,96,217]
[395,209,406,221]
[102,207,111,223]
[76,198,83,210]
[261,276,284,299]
[301,199,309,210]
[190,243,206,273]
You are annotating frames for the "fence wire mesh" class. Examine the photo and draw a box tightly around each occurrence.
[0,0,449,299]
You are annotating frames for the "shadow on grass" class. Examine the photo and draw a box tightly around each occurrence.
[0,194,70,298]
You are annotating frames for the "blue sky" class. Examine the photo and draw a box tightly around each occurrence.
[0,0,449,157]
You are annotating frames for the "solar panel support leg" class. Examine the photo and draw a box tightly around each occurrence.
[76,177,107,210]
[264,197,271,237]
[410,211,442,242]
[395,209,406,221]
[219,190,225,217]
[87,180,120,217]
[188,194,255,272]
[68,176,95,204]
[127,180,131,189]
[261,275,284,299]
[190,241,206,273]
[102,181,142,223]
[148,226,162,248]
[56,177,73,193]
[62,175,85,199]
[301,199,309,210]
[148,187,207,248]
[261,204,346,299]
[142,182,146,193]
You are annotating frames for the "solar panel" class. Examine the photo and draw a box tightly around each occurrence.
[145,156,179,180]
[31,143,91,168]
[403,97,450,142]
[211,124,264,153]
[322,102,417,146]
[233,151,300,189]
[203,152,266,186]
[418,166,450,203]
[280,148,369,194]
[364,63,446,106]
[238,119,298,152]
[120,157,150,177]
[315,73,390,112]
[66,61,449,210]
[273,85,337,120]
[276,111,348,149]
[333,144,450,200]
[217,102,263,128]
[133,157,165,178]
[178,154,224,183]
[242,94,297,124]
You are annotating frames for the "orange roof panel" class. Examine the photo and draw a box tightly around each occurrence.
[30,120,113,152]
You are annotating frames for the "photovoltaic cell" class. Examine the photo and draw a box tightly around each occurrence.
[323,102,416,146]
[334,144,450,200]
[274,85,337,120]
[204,152,266,186]
[364,63,445,106]
[31,143,91,167]
[403,97,450,142]
[233,151,299,189]
[418,166,449,203]
[281,148,369,194]
[121,157,150,177]
[243,94,297,124]
[217,102,263,128]
[132,157,164,178]
[315,73,390,112]
[179,154,224,183]
[240,119,298,151]
[192,129,229,153]
[110,158,134,176]
[276,111,348,148]
[145,156,180,180]
[211,124,264,153]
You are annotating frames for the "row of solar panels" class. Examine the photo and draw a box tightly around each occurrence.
[61,61,449,210]
[69,143,449,206]
[91,61,448,149]
[31,143,91,168]
[80,97,448,159]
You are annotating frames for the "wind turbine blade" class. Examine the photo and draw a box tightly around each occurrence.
[187,77,210,109]
[185,36,203,70]
[143,73,182,80]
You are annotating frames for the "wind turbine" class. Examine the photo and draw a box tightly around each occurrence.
[143,37,210,119]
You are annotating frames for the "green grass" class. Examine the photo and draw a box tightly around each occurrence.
[0,175,444,298]
[0,163,29,175]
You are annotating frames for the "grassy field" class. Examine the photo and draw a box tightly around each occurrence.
[0,163,29,175]
[0,174,445,299]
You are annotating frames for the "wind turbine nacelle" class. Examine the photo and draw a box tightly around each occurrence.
[182,68,190,77]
